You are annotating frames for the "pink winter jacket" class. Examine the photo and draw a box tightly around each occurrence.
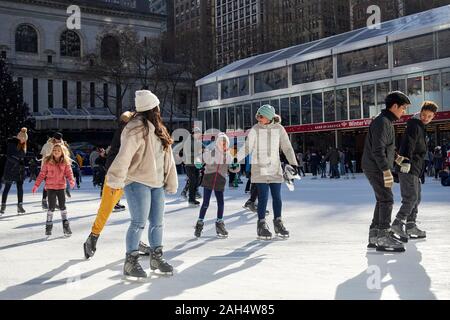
[35,161,75,190]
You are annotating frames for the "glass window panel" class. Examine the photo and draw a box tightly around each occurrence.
[393,33,435,67]
[198,110,205,129]
[235,105,243,130]
[407,76,423,114]
[205,109,212,130]
[227,106,235,130]
[221,78,239,99]
[280,98,290,125]
[301,94,312,124]
[424,73,441,108]
[391,78,406,92]
[323,90,335,122]
[213,109,220,130]
[336,89,348,121]
[60,30,81,57]
[15,24,38,53]
[362,84,375,118]
[442,72,450,111]
[200,83,218,102]
[438,29,450,59]
[251,102,260,125]
[270,99,280,115]
[312,93,323,123]
[290,96,300,125]
[220,108,227,132]
[292,56,333,85]
[337,44,388,77]
[239,76,249,96]
[376,81,390,114]
[349,86,362,120]
[243,104,252,129]
[254,67,288,93]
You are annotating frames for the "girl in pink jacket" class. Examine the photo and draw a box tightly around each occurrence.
[33,143,75,237]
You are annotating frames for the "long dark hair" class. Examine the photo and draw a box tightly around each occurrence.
[131,108,173,151]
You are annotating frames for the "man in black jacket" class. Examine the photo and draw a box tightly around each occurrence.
[362,91,410,252]
[391,101,438,241]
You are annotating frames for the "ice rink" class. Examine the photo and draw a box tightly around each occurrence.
[0,174,449,300]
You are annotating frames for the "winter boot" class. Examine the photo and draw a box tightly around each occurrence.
[391,218,409,243]
[273,217,289,238]
[376,228,405,252]
[150,247,173,275]
[194,220,204,238]
[257,219,272,240]
[406,222,426,239]
[62,219,72,237]
[113,203,125,212]
[138,241,151,256]
[215,220,228,238]
[367,227,378,249]
[123,251,147,279]
[83,233,99,259]
[17,203,26,214]
[0,203,6,215]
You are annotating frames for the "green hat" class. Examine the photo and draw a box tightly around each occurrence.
[256,104,276,121]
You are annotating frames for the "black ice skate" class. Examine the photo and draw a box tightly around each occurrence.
[273,217,289,238]
[17,203,26,214]
[42,199,48,210]
[123,251,147,280]
[150,247,173,276]
[194,220,204,238]
[243,200,257,212]
[113,203,126,212]
[215,220,228,238]
[83,233,99,259]
[62,219,72,237]
[391,218,409,243]
[138,241,151,256]
[406,222,426,239]
[376,229,405,253]
[257,219,272,240]
[45,222,53,237]
[367,227,378,249]
[0,203,6,215]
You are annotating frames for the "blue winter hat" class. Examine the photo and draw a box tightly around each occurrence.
[256,104,276,121]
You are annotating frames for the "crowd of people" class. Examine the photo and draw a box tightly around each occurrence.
[0,88,449,280]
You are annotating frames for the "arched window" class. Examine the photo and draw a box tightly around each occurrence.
[60,30,81,57]
[15,24,38,53]
[101,35,120,61]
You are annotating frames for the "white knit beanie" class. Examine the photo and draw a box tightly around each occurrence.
[135,90,160,112]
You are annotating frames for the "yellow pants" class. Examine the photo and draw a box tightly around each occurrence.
[91,182,124,235]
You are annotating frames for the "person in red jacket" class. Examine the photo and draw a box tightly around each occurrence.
[33,143,75,237]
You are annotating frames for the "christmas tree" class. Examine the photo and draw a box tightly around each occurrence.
[0,58,33,153]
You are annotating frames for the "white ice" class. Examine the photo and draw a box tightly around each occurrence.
[0,174,449,300]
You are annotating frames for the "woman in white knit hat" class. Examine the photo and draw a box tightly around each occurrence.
[1,128,28,215]
[106,90,178,279]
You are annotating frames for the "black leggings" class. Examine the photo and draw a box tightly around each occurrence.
[47,189,66,211]
[2,182,24,204]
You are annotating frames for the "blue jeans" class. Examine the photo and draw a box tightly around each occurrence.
[198,187,224,220]
[124,182,165,254]
[256,183,282,220]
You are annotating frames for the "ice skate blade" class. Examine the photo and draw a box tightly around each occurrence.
[408,234,426,240]
[113,208,126,212]
[122,275,148,282]
[64,233,72,238]
[150,269,174,277]
[216,234,228,239]
[275,233,289,239]
[257,236,272,241]
[139,251,150,256]
[376,246,405,253]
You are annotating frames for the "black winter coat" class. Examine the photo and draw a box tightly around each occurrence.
[2,138,26,183]
[398,116,427,177]
[362,109,397,173]
[105,123,125,172]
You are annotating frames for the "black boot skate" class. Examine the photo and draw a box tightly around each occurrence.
[406,222,426,239]
[139,241,151,256]
[150,247,173,276]
[45,222,53,237]
[0,203,5,215]
[83,233,99,259]
[273,217,289,238]
[257,219,272,240]
[123,251,147,280]
[17,203,26,214]
[215,220,228,238]
[376,228,405,253]
[194,220,204,238]
[62,219,72,237]
[243,200,257,212]
[367,227,378,249]
[391,218,409,243]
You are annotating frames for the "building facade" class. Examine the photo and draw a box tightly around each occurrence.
[196,6,450,170]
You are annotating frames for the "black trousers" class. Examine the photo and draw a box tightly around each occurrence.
[185,166,199,202]
[1,182,24,204]
[365,171,394,230]
[249,183,258,202]
[47,189,66,211]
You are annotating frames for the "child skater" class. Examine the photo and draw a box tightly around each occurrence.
[33,143,75,237]
[194,133,239,238]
